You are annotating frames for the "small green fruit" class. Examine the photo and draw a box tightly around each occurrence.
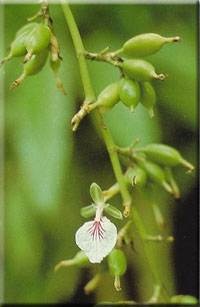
[119,78,140,111]
[121,33,180,58]
[0,23,37,66]
[24,23,51,61]
[96,82,120,109]
[122,59,165,82]
[140,81,156,118]
[126,166,147,187]
[138,159,173,194]
[15,22,38,38]
[141,143,194,171]
[108,249,127,277]
[10,48,48,89]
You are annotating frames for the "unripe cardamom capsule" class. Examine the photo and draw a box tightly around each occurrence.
[140,81,156,118]
[108,249,127,291]
[119,78,140,111]
[10,48,48,89]
[126,166,147,187]
[24,23,51,62]
[0,23,37,66]
[141,143,194,171]
[138,159,173,194]
[108,249,127,276]
[121,33,180,58]
[121,59,166,82]
[96,82,120,110]
[15,22,38,38]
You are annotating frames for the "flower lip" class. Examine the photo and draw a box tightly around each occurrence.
[88,220,106,241]
[75,216,117,263]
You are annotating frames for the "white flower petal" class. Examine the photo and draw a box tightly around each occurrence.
[75,216,117,263]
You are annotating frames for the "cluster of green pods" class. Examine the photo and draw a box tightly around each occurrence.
[96,33,180,116]
[124,143,194,198]
[1,17,66,94]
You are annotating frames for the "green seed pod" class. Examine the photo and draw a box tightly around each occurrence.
[24,23,51,62]
[108,249,127,291]
[15,22,38,38]
[170,295,198,304]
[126,166,147,188]
[138,159,173,194]
[104,204,123,220]
[141,143,194,171]
[121,59,165,82]
[90,182,104,204]
[140,81,156,118]
[54,251,89,272]
[96,82,120,109]
[119,78,140,111]
[108,249,127,277]
[10,48,48,89]
[121,33,180,58]
[0,23,38,66]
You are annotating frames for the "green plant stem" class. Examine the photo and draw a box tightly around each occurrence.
[61,2,95,104]
[61,2,131,216]
[61,2,168,301]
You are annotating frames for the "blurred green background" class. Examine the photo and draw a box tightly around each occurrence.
[2,3,198,304]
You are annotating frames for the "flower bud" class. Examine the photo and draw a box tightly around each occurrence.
[140,81,156,118]
[121,59,166,82]
[24,23,51,62]
[80,204,96,218]
[121,33,180,58]
[90,182,104,204]
[141,143,194,171]
[126,166,147,187]
[54,251,89,272]
[119,78,140,111]
[96,82,120,110]
[138,159,173,194]
[170,295,198,304]
[104,204,123,220]
[10,48,48,89]
[108,249,127,291]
